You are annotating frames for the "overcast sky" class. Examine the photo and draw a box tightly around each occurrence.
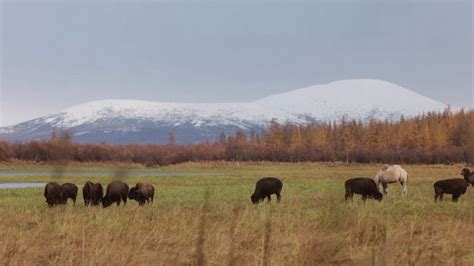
[1,1,472,126]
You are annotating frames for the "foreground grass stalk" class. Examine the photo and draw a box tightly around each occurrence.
[227,206,241,266]
[261,208,272,266]
[195,190,210,266]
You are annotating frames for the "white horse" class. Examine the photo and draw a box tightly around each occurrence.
[373,165,408,196]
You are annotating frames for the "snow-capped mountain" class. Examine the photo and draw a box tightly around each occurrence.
[0,79,448,144]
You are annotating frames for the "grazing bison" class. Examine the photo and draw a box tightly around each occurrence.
[83,181,104,206]
[374,165,408,196]
[129,182,155,206]
[345,177,383,202]
[61,183,78,205]
[434,179,470,202]
[102,181,129,208]
[250,177,283,205]
[461,168,474,185]
[44,182,63,207]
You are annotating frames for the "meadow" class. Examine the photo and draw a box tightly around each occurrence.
[0,162,473,265]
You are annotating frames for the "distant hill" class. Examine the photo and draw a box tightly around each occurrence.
[0,79,448,144]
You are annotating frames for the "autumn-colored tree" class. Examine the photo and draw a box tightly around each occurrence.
[1,108,472,165]
[218,131,227,145]
[263,119,285,160]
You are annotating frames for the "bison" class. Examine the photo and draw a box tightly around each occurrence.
[345,177,383,202]
[83,181,104,206]
[374,165,408,196]
[61,183,78,205]
[129,182,155,206]
[102,181,129,208]
[44,182,63,207]
[461,168,474,185]
[250,177,283,205]
[434,178,469,202]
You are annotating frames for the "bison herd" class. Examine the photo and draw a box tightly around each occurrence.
[44,182,78,207]
[345,166,473,202]
[44,180,154,208]
[44,167,474,207]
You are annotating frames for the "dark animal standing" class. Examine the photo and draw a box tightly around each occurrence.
[250,177,283,205]
[44,182,63,207]
[344,177,383,202]
[102,181,129,208]
[83,181,104,206]
[129,182,155,206]
[61,183,78,205]
[461,168,474,185]
[434,179,469,202]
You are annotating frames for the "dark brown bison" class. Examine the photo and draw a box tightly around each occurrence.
[44,182,63,207]
[250,177,283,205]
[461,168,474,185]
[60,183,78,205]
[129,182,155,206]
[345,177,383,202]
[434,178,469,202]
[102,181,129,208]
[83,181,104,206]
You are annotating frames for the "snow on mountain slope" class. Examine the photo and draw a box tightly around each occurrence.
[254,79,446,120]
[39,79,447,127]
[0,79,448,144]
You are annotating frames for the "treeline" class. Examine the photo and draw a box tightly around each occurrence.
[0,108,472,165]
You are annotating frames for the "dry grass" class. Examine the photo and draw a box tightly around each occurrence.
[0,163,473,265]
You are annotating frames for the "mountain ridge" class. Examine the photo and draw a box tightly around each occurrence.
[0,79,448,144]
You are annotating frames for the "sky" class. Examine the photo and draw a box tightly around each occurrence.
[1,0,472,126]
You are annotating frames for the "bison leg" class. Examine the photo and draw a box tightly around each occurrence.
[452,194,460,202]
[122,195,128,206]
[361,194,367,202]
[267,195,271,202]
[276,192,281,203]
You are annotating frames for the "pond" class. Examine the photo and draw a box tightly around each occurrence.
[0,169,217,176]
[0,182,47,189]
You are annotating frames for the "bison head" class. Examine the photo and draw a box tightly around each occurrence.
[128,187,138,200]
[92,197,102,205]
[250,194,259,205]
[461,168,471,176]
[372,191,383,201]
[102,197,113,208]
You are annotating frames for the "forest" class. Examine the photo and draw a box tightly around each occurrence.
[0,108,472,165]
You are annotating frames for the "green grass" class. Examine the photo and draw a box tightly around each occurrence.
[0,163,473,265]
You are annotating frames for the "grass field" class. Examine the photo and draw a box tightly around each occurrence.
[0,162,473,265]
